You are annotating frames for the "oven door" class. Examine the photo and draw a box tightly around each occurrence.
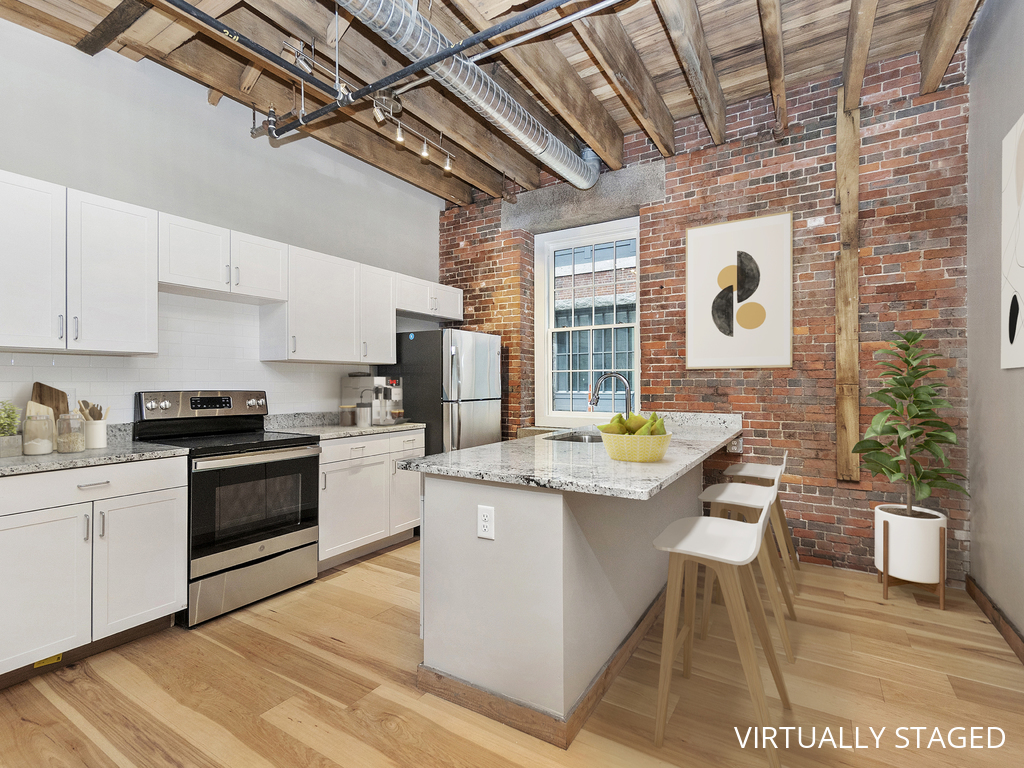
[189,445,320,579]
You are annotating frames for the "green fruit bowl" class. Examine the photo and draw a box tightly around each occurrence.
[601,431,673,463]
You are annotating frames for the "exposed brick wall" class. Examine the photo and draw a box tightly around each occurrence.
[438,50,970,581]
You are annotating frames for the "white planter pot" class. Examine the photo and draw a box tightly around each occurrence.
[874,504,947,584]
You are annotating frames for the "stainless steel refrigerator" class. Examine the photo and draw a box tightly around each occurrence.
[379,329,502,455]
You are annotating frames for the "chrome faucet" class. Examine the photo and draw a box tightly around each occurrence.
[589,372,632,414]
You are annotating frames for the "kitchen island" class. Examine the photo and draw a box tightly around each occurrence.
[399,412,742,747]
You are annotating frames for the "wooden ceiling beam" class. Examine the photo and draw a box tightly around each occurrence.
[116,0,234,57]
[244,0,541,191]
[0,0,89,46]
[75,0,148,55]
[447,0,624,170]
[129,34,475,205]
[919,0,982,95]
[756,0,787,134]
[561,3,675,157]
[654,0,726,145]
[842,0,878,112]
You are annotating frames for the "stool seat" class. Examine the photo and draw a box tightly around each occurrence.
[723,462,782,482]
[654,515,762,566]
[698,481,774,508]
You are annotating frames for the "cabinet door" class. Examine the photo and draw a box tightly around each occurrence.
[288,247,360,362]
[318,455,390,561]
[231,231,288,300]
[0,503,92,675]
[433,284,464,321]
[158,213,231,294]
[0,170,67,350]
[67,190,158,354]
[390,447,424,534]
[92,488,187,640]
[359,265,396,364]
[395,274,432,315]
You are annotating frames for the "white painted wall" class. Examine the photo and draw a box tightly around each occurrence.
[966,0,1024,628]
[0,19,445,421]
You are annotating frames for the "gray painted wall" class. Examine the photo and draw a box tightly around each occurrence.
[966,0,1024,628]
[0,19,443,279]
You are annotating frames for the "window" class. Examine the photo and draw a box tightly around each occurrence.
[535,218,640,426]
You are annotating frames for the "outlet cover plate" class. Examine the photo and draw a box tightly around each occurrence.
[477,505,495,540]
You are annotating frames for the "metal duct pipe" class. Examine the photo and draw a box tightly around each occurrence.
[336,0,601,190]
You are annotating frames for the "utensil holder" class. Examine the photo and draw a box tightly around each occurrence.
[84,420,108,449]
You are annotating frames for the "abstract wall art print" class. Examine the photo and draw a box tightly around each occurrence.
[1002,111,1024,369]
[685,212,793,369]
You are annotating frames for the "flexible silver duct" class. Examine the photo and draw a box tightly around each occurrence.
[337,0,601,190]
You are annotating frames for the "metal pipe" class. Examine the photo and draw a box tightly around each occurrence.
[336,0,600,189]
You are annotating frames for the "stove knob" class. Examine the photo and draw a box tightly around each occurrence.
[247,399,258,407]
[145,400,157,411]
[159,400,171,410]
[257,398,266,407]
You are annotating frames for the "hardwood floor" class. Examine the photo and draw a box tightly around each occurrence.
[2,539,1022,767]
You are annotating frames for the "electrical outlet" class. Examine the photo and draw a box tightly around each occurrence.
[477,505,495,540]
[727,437,743,454]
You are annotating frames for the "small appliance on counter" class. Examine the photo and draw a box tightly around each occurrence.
[342,373,404,426]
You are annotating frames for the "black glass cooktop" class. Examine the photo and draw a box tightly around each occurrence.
[149,430,318,458]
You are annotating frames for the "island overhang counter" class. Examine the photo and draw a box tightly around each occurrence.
[398,413,743,748]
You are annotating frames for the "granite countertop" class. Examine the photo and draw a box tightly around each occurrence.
[398,412,742,501]
[286,422,426,440]
[0,442,189,477]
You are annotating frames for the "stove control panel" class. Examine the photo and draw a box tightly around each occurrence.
[135,390,270,419]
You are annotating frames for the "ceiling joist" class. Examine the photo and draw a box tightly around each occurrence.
[654,0,726,145]
[919,0,982,95]
[756,0,786,135]
[74,0,148,55]
[842,0,879,112]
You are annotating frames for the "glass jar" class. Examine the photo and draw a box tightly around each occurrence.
[56,413,86,454]
[22,415,54,455]
[339,405,356,427]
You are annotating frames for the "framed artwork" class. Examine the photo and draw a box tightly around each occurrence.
[686,212,793,369]
[1002,111,1024,369]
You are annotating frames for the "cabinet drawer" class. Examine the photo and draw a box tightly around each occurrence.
[389,431,425,453]
[1,457,188,517]
[320,433,392,463]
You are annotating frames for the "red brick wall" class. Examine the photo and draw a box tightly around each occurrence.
[437,50,970,581]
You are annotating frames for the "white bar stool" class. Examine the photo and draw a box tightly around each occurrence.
[653,498,791,767]
[698,477,796,663]
[724,450,800,594]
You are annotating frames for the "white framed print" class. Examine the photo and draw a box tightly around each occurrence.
[1002,110,1024,369]
[686,212,793,369]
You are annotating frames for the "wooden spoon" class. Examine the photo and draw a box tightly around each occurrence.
[89,404,102,421]
[78,400,92,420]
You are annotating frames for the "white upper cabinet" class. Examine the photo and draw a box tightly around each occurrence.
[0,170,67,350]
[395,273,463,321]
[360,264,397,364]
[230,231,288,301]
[260,247,360,362]
[158,213,231,294]
[67,190,159,354]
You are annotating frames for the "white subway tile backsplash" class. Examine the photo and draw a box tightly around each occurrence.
[0,293,366,424]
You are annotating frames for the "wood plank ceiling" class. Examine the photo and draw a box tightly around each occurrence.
[0,0,984,203]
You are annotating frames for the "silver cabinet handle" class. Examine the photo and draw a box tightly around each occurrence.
[98,510,106,538]
[292,336,297,353]
[235,266,240,286]
[84,514,90,542]
[58,314,64,340]
[193,444,321,472]
[73,316,79,341]
[77,480,110,490]
[392,459,397,475]
[351,445,366,456]
[322,472,327,491]
[225,265,231,284]
[403,438,415,445]
[362,341,368,357]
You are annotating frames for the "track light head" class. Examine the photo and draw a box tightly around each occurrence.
[372,105,385,123]
[395,123,404,144]
[444,154,452,173]
[295,55,313,74]
[421,139,429,158]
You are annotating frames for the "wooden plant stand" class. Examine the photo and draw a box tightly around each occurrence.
[878,519,946,610]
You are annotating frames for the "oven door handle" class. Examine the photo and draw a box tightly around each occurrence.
[191,445,322,472]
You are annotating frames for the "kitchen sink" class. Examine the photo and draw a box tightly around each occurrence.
[543,432,603,443]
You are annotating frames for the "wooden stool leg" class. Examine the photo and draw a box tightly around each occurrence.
[765,524,798,620]
[655,554,685,747]
[775,497,800,571]
[717,566,781,768]
[756,541,795,663]
[683,560,698,678]
[771,498,800,591]
[700,565,716,640]
[739,562,791,708]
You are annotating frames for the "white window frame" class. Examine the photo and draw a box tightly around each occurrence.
[534,216,641,428]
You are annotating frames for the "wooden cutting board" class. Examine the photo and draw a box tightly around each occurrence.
[31,382,69,418]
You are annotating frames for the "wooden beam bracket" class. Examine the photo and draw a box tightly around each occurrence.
[75,0,150,56]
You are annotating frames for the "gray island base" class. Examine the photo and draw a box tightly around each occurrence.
[400,413,743,748]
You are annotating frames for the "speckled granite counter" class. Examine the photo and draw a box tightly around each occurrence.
[285,423,426,440]
[0,442,189,477]
[400,413,741,501]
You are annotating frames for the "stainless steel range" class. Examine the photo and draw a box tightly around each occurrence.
[134,390,320,626]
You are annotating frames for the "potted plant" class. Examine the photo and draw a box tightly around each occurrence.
[0,400,21,458]
[852,331,967,609]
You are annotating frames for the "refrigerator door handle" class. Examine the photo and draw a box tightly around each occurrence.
[450,404,458,451]
[457,404,462,450]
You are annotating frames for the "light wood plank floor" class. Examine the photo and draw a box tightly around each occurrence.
[2,539,1022,767]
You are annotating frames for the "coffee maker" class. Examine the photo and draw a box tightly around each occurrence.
[342,374,404,426]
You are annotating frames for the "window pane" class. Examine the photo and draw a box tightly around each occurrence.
[571,330,589,371]
[554,308,572,328]
[614,291,636,324]
[574,303,593,327]
[573,246,593,272]
[615,239,637,268]
[614,327,634,370]
[593,328,612,371]
[594,242,614,272]
[554,248,573,276]
[553,331,570,374]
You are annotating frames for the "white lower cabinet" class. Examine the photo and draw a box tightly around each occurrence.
[0,460,188,675]
[318,431,424,562]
